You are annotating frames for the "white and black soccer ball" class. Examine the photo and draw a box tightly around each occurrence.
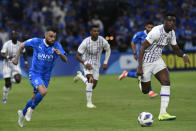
[138,112,153,127]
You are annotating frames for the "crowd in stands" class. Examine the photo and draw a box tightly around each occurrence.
[0,0,196,53]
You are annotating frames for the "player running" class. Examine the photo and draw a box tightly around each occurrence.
[13,26,67,127]
[1,31,28,103]
[118,21,158,98]
[74,25,111,108]
[137,13,190,121]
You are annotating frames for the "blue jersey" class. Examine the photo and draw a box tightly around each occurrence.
[131,30,147,56]
[25,38,65,76]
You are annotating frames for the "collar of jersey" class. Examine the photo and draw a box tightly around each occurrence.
[43,39,50,47]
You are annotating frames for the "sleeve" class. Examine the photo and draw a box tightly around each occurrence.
[145,28,159,44]
[103,38,110,50]
[57,42,66,56]
[170,30,177,45]
[131,33,139,43]
[24,38,38,48]
[77,39,86,54]
[1,42,8,53]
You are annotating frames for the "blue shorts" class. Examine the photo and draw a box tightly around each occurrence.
[29,72,50,93]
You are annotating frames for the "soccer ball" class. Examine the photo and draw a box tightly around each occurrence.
[138,112,153,127]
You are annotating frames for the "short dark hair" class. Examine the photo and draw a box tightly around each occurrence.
[145,21,154,26]
[164,12,176,19]
[46,26,58,33]
[90,25,99,31]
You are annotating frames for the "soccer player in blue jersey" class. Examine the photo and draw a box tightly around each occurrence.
[13,27,67,127]
[119,22,158,98]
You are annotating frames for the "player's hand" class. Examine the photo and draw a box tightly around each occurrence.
[183,55,191,65]
[85,63,92,70]
[136,66,143,77]
[134,55,137,60]
[12,59,18,65]
[102,64,107,70]
[54,49,61,55]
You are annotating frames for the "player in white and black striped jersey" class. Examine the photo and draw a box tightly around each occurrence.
[0,31,28,103]
[137,13,190,121]
[75,25,111,108]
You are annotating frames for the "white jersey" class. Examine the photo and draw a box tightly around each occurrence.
[1,40,23,78]
[1,40,22,62]
[144,24,177,63]
[78,36,110,69]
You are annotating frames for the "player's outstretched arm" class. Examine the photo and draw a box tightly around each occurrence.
[54,49,67,62]
[13,42,25,65]
[172,44,190,64]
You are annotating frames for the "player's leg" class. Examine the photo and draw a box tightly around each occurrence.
[2,78,12,103]
[12,65,22,83]
[18,93,35,127]
[13,74,21,83]
[74,71,88,84]
[140,63,158,98]
[86,74,96,108]
[153,58,176,120]
[25,85,47,121]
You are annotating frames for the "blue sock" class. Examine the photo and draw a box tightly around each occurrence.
[31,93,44,109]
[149,86,152,91]
[23,99,32,116]
[127,72,137,78]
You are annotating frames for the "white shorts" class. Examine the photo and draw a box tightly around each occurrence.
[141,58,167,82]
[83,67,99,80]
[3,61,21,78]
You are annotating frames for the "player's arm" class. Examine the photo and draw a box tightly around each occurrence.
[13,42,25,65]
[137,40,151,77]
[54,49,67,62]
[131,41,137,60]
[0,42,14,60]
[102,43,111,70]
[171,44,190,64]
[76,52,92,70]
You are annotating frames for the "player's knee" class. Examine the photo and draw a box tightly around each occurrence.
[40,90,47,96]
[15,78,21,83]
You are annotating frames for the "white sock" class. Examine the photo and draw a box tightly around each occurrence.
[160,85,170,115]
[86,83,93,104]
[3,86,9,99]
[78,74,88,85]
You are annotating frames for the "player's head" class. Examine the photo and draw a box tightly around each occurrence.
[164,12,176,32]
[90,25,99,40]
[10,30,19,44]
[145,21,154,34]
[45,26,57,46]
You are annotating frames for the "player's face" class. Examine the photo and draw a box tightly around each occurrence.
[90,27,99,40]
[145,24,154,33]
[45,31,56,46]
[164,16,176,32]
[11,31,18,42]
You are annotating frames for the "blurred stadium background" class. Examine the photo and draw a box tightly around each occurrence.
[0,0,196,131]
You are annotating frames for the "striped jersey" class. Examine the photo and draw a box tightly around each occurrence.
[78,36,110,69]
[132,30,147,56]
[144,24,177,63]
[1,40,22,63]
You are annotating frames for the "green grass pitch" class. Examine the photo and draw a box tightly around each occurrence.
[0,71,196,131]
